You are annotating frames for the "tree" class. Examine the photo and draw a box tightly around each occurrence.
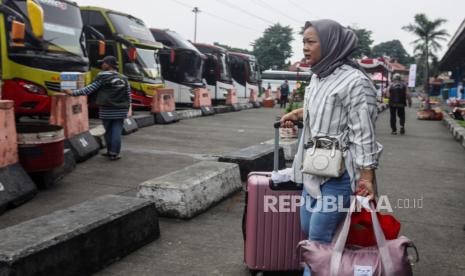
[213,42,252,55]
[402,14,449,101]
[252,24,294,70]
[348,26,373,59]
[372,40,414,65]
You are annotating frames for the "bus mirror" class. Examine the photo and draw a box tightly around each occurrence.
[98,40,106,56]
[27,0,44,38]
[128,48,137,62]
[11,20,25,47]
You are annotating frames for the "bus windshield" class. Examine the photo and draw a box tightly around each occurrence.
[108,12,155,43]
[178,51,204,84]
[11,0,85,57]
[218,52,232,82]
[135,48,162,83]
[248,60,259,84]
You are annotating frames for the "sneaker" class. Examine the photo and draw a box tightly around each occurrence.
[400,127,405,135]
[391,131,397,135]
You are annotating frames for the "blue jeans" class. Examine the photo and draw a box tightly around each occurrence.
[301,172,352,276]
[102,119,124,155]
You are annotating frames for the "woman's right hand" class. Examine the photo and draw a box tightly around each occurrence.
[280,109,300,128]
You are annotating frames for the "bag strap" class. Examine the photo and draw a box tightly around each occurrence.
[330,196,395,276]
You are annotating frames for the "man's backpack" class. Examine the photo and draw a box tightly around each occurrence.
[389,82,407,106]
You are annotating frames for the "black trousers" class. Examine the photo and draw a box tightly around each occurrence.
[280,95,288,108]
[390,106,405,132]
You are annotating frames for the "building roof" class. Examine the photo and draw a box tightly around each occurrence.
[440,19,465,71]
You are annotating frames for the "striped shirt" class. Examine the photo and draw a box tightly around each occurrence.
[292,64,383,197]
[72,71,131,120]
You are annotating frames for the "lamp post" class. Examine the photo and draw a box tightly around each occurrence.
[192,7,200,42]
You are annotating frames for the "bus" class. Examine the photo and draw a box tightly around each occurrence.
[228,52,260,102]
[1,0,98,115]
[192,43,234,104]
[80,7,164,108]
[260,69,312,94]
[150,28,206,106]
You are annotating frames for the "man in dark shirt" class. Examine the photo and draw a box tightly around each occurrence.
[280,80,290,108]
[386,73,411,135]
[63,56,131,160]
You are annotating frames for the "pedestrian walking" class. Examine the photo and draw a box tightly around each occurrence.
[63,56,131,161]
[280,19,382,276]
[280,80,290,108]
[386,73,412,135]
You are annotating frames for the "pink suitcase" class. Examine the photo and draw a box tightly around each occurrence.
[243,121,305,272]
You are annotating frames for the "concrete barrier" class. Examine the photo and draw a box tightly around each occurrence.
[138,161,241,219]
[213,105,233,114]
[176,109,203,120]
[0,101,18,168]
[219,144,285,181]
[152,88,178,124]
[0,100,37,213]
[50,95,99,162]
[193,88,212,109]
[122,117,138,135]
[133,114,155,128]
[0,195,159,276]
[225,89,238,106]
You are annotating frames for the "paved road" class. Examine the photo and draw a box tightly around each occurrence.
[97,105,465,276]
[2,105,465,275]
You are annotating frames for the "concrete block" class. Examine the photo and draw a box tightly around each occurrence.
[0,195,159,276]
[176,109,203,120]
[0,163,37,214]
[65,131,100,163]
[264,138,298,161]
[122,118,138,135]
[219,144,285,181]
[213,105,233,114]
[29,149,76,189]
[89,125,106,149]
[239,103,254,110]
[155,112,179,124]
[133,114,155,128]
[230,103,242,112]
[138,161,241,219]
[200,106,215,116]
[455,129,465,142]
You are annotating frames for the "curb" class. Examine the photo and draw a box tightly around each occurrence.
[0,195,159,276]
[442,111,465,150]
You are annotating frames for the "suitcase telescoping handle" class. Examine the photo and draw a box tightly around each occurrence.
[273,120,304,172]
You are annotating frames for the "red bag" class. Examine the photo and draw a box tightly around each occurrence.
[347,207,401,247]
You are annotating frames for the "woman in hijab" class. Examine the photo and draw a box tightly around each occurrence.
[280,20,382,275]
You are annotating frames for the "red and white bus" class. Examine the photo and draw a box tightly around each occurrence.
[228,52,260,102]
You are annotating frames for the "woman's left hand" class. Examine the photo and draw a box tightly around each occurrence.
[356,179,375,200]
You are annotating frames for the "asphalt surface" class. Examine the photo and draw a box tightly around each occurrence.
[1,104,465,276]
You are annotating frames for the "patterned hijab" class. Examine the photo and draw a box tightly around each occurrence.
[304,20,360,78]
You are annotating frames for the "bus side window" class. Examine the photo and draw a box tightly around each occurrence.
[81,10,112,38]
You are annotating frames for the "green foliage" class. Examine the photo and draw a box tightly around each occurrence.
[348,26,373,59]
[253,24,294,70]
[372,40,414,65]
[213,42,252,54]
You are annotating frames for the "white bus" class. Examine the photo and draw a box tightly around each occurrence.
[261,70,312,96]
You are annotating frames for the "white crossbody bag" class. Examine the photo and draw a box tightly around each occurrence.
[301,136,346,178]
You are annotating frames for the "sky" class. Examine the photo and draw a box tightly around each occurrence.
[74,0,464,64]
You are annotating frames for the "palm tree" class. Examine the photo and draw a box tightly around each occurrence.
[402,14,449,105]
